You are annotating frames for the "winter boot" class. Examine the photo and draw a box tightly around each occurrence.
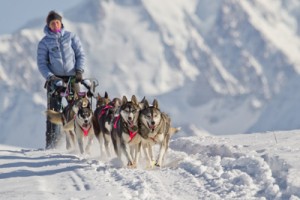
[45,87,63,149]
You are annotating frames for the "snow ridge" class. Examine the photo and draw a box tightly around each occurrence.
[2,131,300,200]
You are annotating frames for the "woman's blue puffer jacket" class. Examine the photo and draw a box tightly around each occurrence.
[37,25,85,80]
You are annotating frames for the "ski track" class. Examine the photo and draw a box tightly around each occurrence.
[0,134,298,200]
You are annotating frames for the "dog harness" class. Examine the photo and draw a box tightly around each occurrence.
[81,125,92,137]
[113,115,137,142]
[74,115,92,137]
[128,130,137,141]
[98,105,113,119]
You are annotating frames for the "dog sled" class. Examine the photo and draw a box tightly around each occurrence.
[45,76,99,149]
[45,77,181,168]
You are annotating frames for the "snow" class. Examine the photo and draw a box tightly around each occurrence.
[2,1,300,198]
[1,130,300,199]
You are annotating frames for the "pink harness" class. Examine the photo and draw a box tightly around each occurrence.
[98,105,113,119]
[128,130,137,141]
[74,116,92,137]
[113,115,137,141]
[81,126,91,137]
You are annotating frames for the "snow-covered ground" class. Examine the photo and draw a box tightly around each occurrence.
[1,130,300,200]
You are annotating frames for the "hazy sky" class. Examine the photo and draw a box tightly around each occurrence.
[0,0,83,35]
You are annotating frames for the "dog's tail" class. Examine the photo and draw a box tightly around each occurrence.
[169,127,181,136]
[45,110,64,125]
[63,119,75,131]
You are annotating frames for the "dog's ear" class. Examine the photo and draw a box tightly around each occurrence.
[73,103,80,113]
[112,98,121,108]
[153,99,159,109]
[139,96,146,109]
[74,92,78,100]
[144,99,149,108]
[122,96,128,104]
[131,95,138,105]
[82,98,89,108]
[97,93,102,100]
[104,91,108,99]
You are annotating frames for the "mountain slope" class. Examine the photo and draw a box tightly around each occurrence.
[1,0,300,147]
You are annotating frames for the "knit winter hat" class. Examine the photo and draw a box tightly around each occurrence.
[46,10,62,26]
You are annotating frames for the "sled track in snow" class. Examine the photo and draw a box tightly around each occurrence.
[169,136,292,199]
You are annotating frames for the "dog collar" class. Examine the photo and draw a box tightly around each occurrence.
[81,125,91,137]
[113,115,137,142]
[128,130,137,142]
[74,116,92,137]
[113,115,120,129]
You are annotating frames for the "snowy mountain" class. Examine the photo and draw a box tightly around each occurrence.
[1,0,300,147]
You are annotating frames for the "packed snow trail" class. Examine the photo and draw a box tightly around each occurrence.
[1,131,300,200]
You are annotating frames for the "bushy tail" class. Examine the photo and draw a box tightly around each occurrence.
[45,110,64,125]
[63,119,75,131]
[169,127,181,136]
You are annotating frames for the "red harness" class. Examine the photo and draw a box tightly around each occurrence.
[74,116,92,137]
[128,130,137,141]
[98,105,113,119]
[81,126,92,137]
[113,115,137,141]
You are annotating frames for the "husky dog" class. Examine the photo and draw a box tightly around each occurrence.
[45,95,83,150]
[111,95,144,168]
[94,92,121,157]
[46,97,95,154]
[93,92,111,144]
[70,98,94,154]
[139,99,180,167]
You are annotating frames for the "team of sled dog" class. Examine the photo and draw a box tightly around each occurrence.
[46,91,180,168]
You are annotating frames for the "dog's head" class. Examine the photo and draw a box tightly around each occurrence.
[96,91,111,108]
[72,96,91,113]
[77,106,93,127]
[120,95,140,127]
[110,97,121,108]
[139,99,162,133]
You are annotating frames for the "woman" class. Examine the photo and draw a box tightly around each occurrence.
[37,10,86,149]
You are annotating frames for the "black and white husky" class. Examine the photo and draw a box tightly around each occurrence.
[111,95,144,168]
[46,97,95,154]
[93,92,121,158]
[138,99,180,167]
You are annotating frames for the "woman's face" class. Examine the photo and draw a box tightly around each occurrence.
[49,20,62,33]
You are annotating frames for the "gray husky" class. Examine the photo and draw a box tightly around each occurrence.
[138,99,180,167]
[46,97,95,154]
[111,95,144,168]
[45,96,83,150]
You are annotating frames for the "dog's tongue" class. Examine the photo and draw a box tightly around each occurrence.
[149,125,155,132]
[128,120,134,127]
[147,122,155,131]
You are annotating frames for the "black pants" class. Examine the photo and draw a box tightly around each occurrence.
[45,77,79,149]
[45,84,63,149]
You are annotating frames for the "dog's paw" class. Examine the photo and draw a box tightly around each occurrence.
[155,162,161,167]
[127,161,137,169]
[145,161,156,169]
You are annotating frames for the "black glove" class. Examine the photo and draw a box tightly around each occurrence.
[49,75,61,82]
[75,70,83,83]
[48,75,63,87]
